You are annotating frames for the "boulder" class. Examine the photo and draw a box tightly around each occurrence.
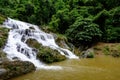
[0,68,7,79]
[0,60,35,80]
[80,48,94,58]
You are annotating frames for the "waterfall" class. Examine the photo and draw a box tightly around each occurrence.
[3,18,78,68]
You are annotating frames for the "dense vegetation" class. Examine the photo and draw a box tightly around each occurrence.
[0,0,120,49]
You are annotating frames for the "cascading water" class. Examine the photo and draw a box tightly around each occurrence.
[3,18,78,69]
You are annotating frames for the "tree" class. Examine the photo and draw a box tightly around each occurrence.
[66,18,102,48]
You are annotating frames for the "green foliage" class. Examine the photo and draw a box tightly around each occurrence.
[49,8,70,33]
[103,46,110,55]
[86,52,94,58]
[103,7,120,42]
[0,49,6,58]
[66,18,102,47]
[0,0,120,48]
[93,10,109,31]
[104,27,120,42]
[0,14,6,24]
[97,0,120,10]
[0,27,9,48]
[0,27,9,58]
[108,7,120,27]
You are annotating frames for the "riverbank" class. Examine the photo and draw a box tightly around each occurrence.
[93,42,120,57]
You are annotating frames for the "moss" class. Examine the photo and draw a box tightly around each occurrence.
[0,14,6,24]
[55,33,67,42]
[26,39,66,63]
[102,46,110,55]
[55,33,71,50]
[0,27,9,58]
[0,49,6,58]
[0,27,9,47]
[26,39,40,49]
[80,49,94,58]
[86,52,94,58]
[37,46,66,63]
[0,61,35,80]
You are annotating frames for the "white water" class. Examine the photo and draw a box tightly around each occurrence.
[3,18,78,69]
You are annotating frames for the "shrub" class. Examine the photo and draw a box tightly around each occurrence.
[103,7,120,42]
[0,14,6,24]
[66,18,102,48]
[49,8,70,33]
[102,46,110,55]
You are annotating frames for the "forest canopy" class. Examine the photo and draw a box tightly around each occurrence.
[0,0,120,48]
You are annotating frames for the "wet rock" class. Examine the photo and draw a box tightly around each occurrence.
[29,26,35,30]
[0,68,7,79]
[80,49,94,58]
[0,68,7,75]
[12,57,20,60]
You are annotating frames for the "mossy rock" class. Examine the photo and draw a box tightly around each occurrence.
[0,27,9,58]
[80,49,94,58]
[26,39,40,49]
[0,49,6,58]
[37,46,66,63]
[0,27,9,48]
[0,60,35,80]
[26,39,66,63]
[55,34,67,46]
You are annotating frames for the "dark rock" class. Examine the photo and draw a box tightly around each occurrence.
[29,26,35,30]
[0,68,7,79]
[12,57,20,60]
[80,49,94,58]
[0,68,7,75]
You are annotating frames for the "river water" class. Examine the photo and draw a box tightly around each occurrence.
[10,55,120,80]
